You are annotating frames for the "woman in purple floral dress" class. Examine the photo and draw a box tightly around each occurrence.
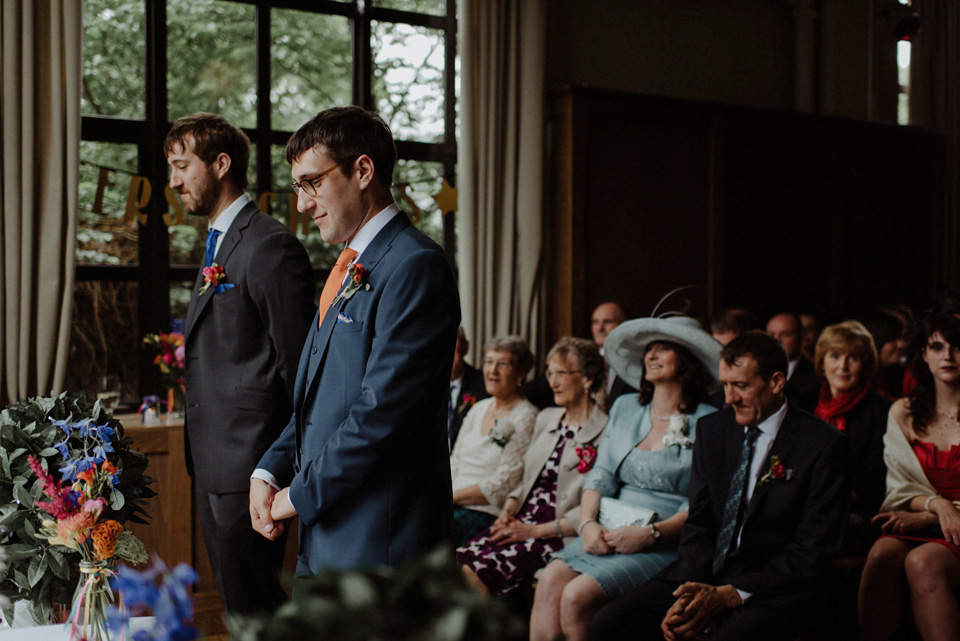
[457,337,608,595]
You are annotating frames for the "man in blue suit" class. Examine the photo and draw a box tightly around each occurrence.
[249,106,460,573]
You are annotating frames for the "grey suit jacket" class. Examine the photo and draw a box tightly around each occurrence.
[507,405,608,544]
[184,201,316,493]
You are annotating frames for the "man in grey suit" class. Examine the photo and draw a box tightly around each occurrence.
[169,113,316,613]
[249,106,460,573]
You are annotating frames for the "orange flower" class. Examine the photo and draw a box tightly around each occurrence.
[101,461,118,476]
[91,520,124,560]
[76,468,96,484]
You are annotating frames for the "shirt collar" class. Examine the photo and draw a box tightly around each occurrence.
[752,398,788,437]
[210,193,251,234]
[346,202,402,260]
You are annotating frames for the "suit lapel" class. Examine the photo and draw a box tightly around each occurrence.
[303,212,412,395]
[184,202,258,342]
[742,405,800,526]
[575,406,607,444]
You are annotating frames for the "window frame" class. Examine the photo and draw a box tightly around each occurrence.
[79,0,458,397]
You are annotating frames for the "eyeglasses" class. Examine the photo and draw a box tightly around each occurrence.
[483,359,515,370]
[546,369,582,380]
[291,164,340,196]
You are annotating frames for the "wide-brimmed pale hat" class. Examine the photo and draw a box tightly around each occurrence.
[604,316,722,390]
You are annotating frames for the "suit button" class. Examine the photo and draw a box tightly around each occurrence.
[311,347,317,354]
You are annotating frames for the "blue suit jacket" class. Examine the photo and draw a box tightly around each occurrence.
[258,212,460,573]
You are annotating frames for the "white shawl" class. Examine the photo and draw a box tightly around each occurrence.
[880,410,960,512]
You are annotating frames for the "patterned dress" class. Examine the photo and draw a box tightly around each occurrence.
[456,424,578,595]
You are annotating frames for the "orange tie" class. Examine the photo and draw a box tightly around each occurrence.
[317,248,358,328]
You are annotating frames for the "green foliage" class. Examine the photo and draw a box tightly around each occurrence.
[271,8,352,131]
[81,0,146,118]
[229,547,526,641]
[0,392,155,624]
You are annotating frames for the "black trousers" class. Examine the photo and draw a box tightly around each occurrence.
[196,487,289,614]
[590,575,825,641]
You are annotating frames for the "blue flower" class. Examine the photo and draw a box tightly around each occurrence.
[98,424,116,439]
[53,441,69,458]
[109,558,198,641]
[92,442,114,461]
[50,417,72,436]
[58,459,79,482]
[76,417,95,438]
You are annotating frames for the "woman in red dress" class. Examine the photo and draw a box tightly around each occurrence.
[858,313,960,641]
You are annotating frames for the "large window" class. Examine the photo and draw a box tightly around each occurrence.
[75,0,458,403]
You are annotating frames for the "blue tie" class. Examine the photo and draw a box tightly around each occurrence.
[713,426,761,575]
[205,229,221,267]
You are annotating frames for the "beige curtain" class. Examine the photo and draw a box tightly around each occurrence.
[1,1,81,405]
[908,0,960,289]
[457,0,546,365]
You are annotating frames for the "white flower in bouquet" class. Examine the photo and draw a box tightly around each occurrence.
[662,414,693,450]
[489,418,515,447]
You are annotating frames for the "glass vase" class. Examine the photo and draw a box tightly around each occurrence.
[166,383,186,418]
[68,560,116,641]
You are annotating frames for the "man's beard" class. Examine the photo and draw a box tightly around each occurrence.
[182,166,219,218]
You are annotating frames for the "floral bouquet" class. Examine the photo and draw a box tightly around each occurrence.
[0,392,154,630]
[143,332,186,414]
[142,332,185,379]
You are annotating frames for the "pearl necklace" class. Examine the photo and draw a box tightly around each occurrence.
[651,406,681,421]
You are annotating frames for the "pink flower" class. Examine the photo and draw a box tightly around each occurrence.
[163,353,173,365]
[576,445,598,474]
[174,344,185,367]
[53,512,95,548]
[83,497,107,519]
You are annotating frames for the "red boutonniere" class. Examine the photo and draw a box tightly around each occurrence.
[576,444,598,474]
[758,455,794,486]
[332,262,371,306]
[458,394,477,415]
[199,263,227,296]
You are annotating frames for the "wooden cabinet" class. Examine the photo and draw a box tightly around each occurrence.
[120,415,297,630]
[549,86,947,340]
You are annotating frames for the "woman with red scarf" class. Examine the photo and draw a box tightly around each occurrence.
[811,321,892,542]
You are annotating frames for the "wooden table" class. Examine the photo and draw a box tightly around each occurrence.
[116,413,297,633]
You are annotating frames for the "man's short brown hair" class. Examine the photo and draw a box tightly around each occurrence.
[285,106,397,187]
[164,112,250,190]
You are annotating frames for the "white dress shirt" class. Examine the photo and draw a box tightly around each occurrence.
[734,398,787,602]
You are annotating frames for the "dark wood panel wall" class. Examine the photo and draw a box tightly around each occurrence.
[548,86,946,345]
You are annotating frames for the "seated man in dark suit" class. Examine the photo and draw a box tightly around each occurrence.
[767,311,820,403]
[448,327,489,450]
[592,301,636,410]
[590,331,850,641]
